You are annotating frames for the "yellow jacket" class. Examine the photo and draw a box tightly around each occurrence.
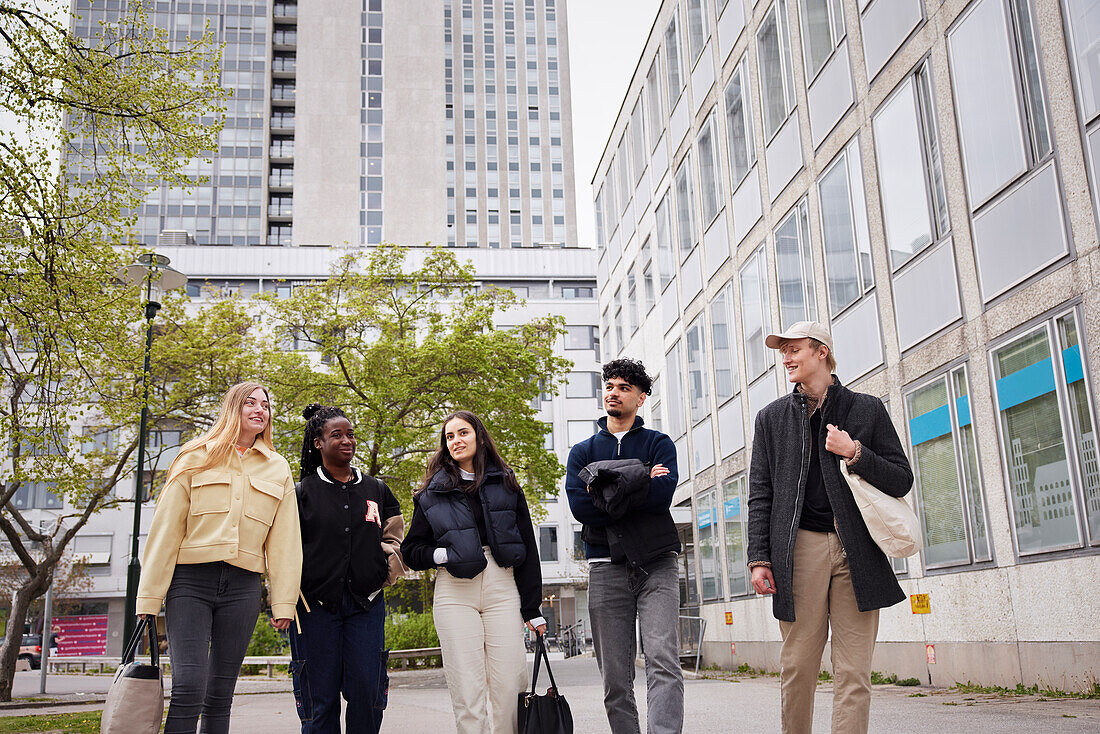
[136,442,303,619]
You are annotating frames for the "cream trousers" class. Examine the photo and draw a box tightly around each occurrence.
[434,549,529,734]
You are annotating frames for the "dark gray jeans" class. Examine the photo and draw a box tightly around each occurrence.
[588,555,684,734]
[164,562,262,734]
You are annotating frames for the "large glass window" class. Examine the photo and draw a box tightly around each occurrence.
[757,0,796,139]
[631,100,647,185]
[739,244,771,380]
[566,372,601,400]
[646,55,664,148]
[724,57,757,188]
[697,111,721,224]
[696,487,721,600]
[642,237,658,313]
[710,284,739,400]
[722,474,749,596]
[686,315,711,425]
[872,63,949,270]
[665,340,687,439]
[674,154,698,260]
[799,0,844,80]
[656,193,675,290]
[905,366,991,568]
[1064,0,1100,123]
[774,199,817,328]
[946,0,1051,209]
[818,138,874,316]
[686,0,710,64]
[565,325,599,351]
[539,526,559,562]
[991,308,1100,554]
[627,265,640,335]
[594,186,606,250]
[616,135,632,213]
[664,13,685,106]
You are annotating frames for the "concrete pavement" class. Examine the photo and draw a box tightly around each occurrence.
[5,657,1099,732]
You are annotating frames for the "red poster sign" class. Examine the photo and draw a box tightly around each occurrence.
[52,615,109,656]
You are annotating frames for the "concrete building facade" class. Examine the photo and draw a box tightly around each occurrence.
[38,0,595,651]
[593,0,1100,689]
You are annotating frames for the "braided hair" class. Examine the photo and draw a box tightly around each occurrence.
[300,404,349,482]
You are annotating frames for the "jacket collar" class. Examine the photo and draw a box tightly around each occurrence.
[597,414,644,436]
[316,465,362,485]
[213,439,276,459]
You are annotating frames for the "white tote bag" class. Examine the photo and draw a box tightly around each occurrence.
[839,460,923,558]
[101,617,164,734]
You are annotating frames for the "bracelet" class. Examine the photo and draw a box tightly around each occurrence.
[747,560,772,569]
[845,440,862,466]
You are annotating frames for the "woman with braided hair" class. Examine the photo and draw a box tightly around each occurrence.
[290,403,407,734]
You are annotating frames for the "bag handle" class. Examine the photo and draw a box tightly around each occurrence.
[122,617,160,668]
[527,633,560,694]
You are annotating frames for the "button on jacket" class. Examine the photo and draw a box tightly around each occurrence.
[136,443,303,619]
[296,465,405,611]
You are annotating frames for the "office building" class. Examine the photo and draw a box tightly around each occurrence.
[593,0,1100,688]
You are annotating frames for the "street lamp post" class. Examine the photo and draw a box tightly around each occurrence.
[116,253,187,647]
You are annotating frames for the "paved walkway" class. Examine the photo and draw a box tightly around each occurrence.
[5,658,1099,732]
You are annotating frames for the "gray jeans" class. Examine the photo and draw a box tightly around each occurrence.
[588,555,684,734]
[164,562,262,734]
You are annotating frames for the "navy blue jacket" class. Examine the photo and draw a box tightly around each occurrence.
[565,416,680,566]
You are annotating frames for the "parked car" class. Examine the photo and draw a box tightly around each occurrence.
[19,634,42,670]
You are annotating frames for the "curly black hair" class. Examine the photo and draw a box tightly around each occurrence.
[601,358,653,395]
[299,404,349,482]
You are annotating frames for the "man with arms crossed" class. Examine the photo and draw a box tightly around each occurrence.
[748,322,913,733]
[565,358,683,734]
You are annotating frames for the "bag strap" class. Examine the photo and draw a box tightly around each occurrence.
[121,618,160,667]
[533,634,560,692]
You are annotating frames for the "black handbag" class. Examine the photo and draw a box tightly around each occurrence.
[517,634,573,734]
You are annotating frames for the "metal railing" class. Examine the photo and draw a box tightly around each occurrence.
[678,614,706,676]
[558,620,587,659]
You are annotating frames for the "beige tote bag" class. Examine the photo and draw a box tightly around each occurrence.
[839,460,923,558]
[101,617,164,734]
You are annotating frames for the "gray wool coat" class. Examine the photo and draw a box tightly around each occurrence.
[747,378,914,623]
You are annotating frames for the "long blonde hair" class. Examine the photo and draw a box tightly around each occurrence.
[163,382,276,490]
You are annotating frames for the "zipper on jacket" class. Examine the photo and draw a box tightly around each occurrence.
[786,401,809,566]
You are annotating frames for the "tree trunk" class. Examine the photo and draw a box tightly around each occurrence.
[0,574,49,701]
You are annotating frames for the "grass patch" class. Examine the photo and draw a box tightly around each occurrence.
[0,711,102,733]
[817,670,832,682]
[952,681,1100,700]
[870,671,921,686]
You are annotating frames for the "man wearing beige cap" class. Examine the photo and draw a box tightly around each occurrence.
[746,321,913,733]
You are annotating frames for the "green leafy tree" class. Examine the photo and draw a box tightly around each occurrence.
[256,245,571,510]
[0,1,226,700]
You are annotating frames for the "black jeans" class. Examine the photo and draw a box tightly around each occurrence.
[164,562,262,734]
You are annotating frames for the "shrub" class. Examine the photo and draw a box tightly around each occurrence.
[241,615,289,675]
[385,612,440,650]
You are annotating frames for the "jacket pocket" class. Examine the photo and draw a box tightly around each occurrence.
[189,470,231,515]
[244,476,283,526]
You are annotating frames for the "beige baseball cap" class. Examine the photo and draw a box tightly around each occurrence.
[765,321,833,351]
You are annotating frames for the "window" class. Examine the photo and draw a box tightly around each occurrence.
[722,474,749,595]
[798,0,844,80]
[740,245,771,380]
[627,265,639,334]
[566,371,600,400]
[72,534,113,566]
[991,308,1100,553]
[696,488,720,600]
[561,286,595,298]
[686,315,711,425]
[13,481,63,510]
[665,341,687,439]
[905,366,991,568]
[1064,0,1100,123]
[696,110,721,225]
[757,0,796,139]
[655,194,675,290]
[818,137,874,316]
[673,154,698,260]
[594,186,606,250]
[565,325,599,351]
[82,427,115,455]
[686,0,709,64]
[774,199,817,328]
[646,55,664,148]
[724,57,757,188]
[573,529,584,560]
[539,526,559,562]
[642,237,658,313]
[616,135,632,213]
[630,100,647,184]
[710,284,739,400]
[664,13,685,105]
[872,62,949,271]
[567,419,598,446]
[946,0,1051,210]
[613,286,624,349]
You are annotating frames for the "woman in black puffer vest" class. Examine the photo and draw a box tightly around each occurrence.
[401,410,545,734]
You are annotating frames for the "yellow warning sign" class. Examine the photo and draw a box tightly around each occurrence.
[911,593,931,614]
[725,611,733,625]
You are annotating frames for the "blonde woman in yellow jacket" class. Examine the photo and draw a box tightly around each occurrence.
[136,382,302,734]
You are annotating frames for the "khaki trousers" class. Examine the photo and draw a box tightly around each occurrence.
[779,530,879,734]
[434,549,529,734]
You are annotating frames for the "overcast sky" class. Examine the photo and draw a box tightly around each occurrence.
[566,0,661,246]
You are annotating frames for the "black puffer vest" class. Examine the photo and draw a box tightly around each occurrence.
[417,466,527,578]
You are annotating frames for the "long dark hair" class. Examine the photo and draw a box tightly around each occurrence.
[300,404,349,482]
[419,410,520,494]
